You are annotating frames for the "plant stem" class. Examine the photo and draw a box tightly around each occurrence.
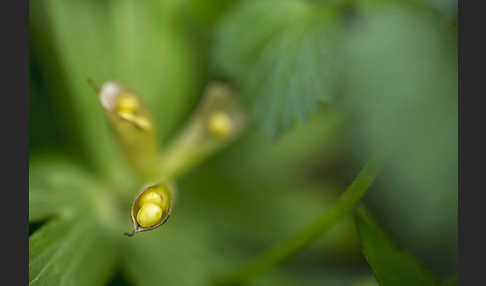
[217,154,384,285]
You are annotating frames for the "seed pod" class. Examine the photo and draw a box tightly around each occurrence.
[124,182,174,236]
[159,82,246,177]
[97,81,158,177]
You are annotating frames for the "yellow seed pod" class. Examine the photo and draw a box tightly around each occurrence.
[208,111,232,137]
[158,82,246,178]
[125,182,174,237]
[97,81,158,177]
[136,203,163,228]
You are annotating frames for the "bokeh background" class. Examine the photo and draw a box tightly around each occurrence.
[29,0,457,285]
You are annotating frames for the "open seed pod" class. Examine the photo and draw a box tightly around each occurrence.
[98,81,159,177]
[124,182,174,237]
[198,82,246,139]
[159,82,246,177]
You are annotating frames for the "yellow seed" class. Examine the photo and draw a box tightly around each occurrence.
[138,190,164,209]
[116,93,139,114]
[118,111,136,122]
[136,203,163,228]
[208,111,232,137]
[133,117,152,130]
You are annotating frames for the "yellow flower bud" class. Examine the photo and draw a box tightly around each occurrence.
[136,203,163,228]
[208,111,232,137]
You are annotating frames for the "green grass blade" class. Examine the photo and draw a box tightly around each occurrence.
[354,208,439,286]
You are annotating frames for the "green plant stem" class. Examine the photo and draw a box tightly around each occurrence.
[217,154,384,285]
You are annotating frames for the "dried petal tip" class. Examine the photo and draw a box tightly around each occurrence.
[99,81,122,110]
[124,182,173,237]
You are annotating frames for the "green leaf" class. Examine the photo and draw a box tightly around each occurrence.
[29,214,119,286]
[29,159,100,222]
[213,0,339,137]
[354,208,439,286]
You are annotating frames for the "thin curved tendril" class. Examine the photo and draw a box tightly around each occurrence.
[217,154,384,285]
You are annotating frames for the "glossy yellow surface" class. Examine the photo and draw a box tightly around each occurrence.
[115,93,152,130]
[136,203,163,228]
[138,190,164,209]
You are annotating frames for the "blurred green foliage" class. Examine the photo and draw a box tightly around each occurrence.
[29,0,457,285]
[338,2,457,276]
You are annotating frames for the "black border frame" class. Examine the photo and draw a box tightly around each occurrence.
[4,0,29,284]
[458,0,485,285]
[458,0,486,285]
